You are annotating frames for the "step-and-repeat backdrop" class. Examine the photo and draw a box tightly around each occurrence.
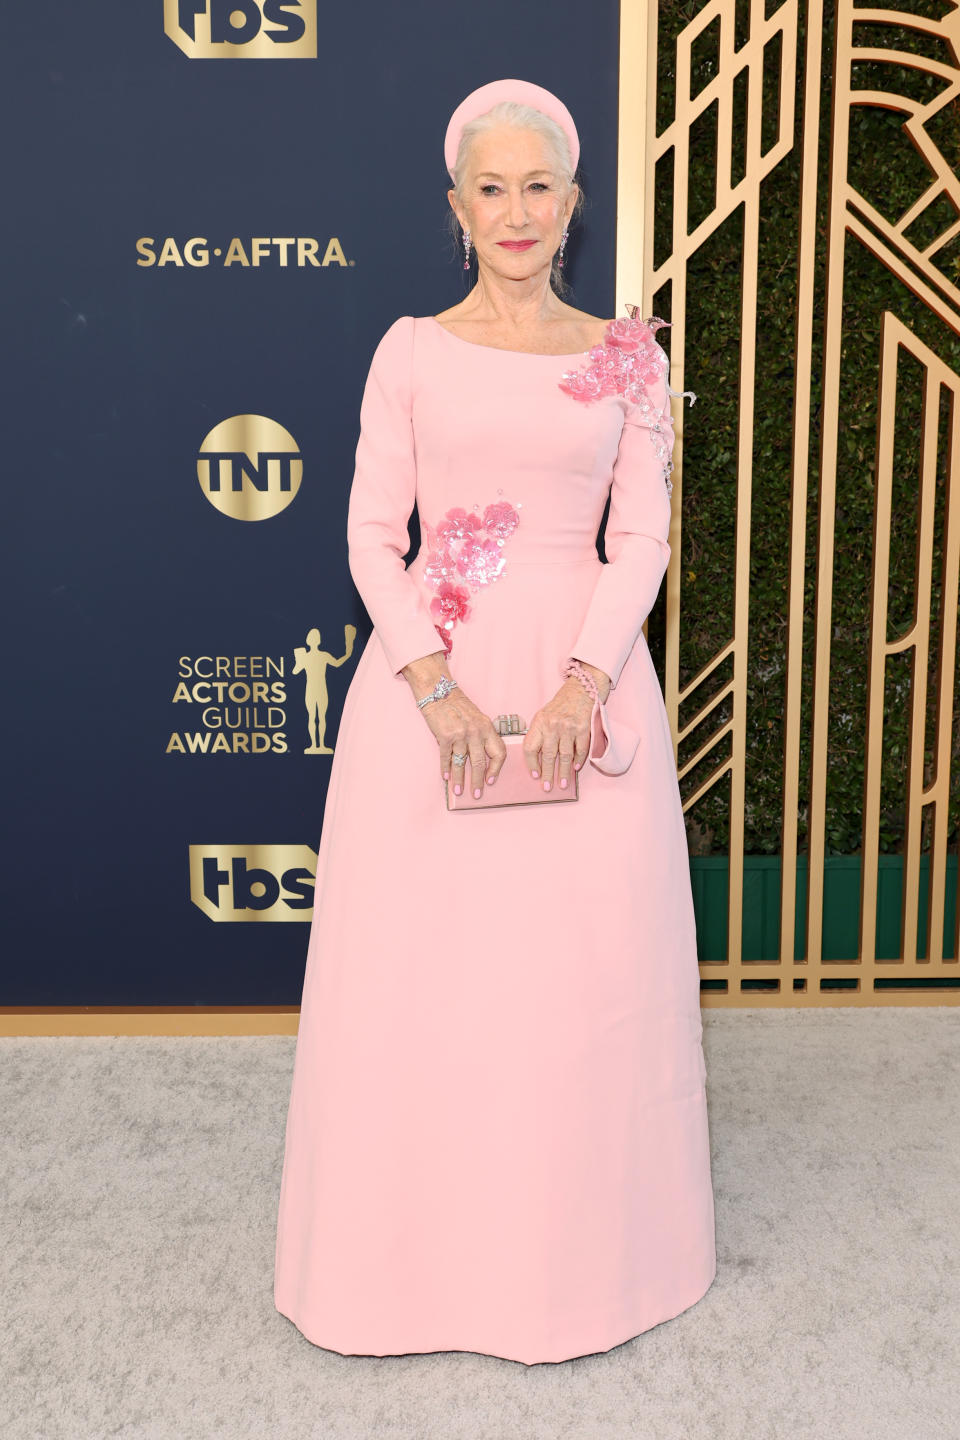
[4,2,620,1003]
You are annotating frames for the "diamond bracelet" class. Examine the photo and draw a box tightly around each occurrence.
[415,675,460,710]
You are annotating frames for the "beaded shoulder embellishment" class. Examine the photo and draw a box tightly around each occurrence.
[558,305,696,497]
[558,304,696,411]
[420,496,521,655]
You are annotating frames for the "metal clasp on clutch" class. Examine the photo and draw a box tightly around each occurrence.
[493,713,527,735]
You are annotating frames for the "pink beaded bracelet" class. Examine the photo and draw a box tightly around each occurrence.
[563,656,600,703]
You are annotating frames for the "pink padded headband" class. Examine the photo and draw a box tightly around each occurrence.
[444,78,580,183]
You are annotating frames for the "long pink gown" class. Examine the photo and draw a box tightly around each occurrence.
[273,311,716,1365]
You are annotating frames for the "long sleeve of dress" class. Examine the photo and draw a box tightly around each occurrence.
[346,316,445,676]
[567,344,676,690]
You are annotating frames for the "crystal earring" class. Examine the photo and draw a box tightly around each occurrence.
[558,226,569,270]
[462,228,472,269]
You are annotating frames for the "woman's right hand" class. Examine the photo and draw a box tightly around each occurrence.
[420,687,507,796]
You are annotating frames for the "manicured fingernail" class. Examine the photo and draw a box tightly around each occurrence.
[473,787,481,798]
[443,771,449,780]
[543,781,551,791]
[560,777,568,788]
[486,774,496,784]
[531,769,539,778]
[454,784,461,795]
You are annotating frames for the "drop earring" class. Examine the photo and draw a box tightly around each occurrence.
[462,227,472,269]
[558,225,569,270]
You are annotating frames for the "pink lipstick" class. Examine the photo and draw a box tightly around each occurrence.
[497,240,537,250]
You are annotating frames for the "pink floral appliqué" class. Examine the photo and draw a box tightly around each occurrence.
[421,498,521,655]
[558,305,696,498]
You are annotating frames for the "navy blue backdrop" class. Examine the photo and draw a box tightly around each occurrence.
[3,1,622,1003]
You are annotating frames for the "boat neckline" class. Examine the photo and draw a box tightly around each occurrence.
[424,314,599,359]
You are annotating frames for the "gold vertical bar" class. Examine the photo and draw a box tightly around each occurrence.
[616,0,650,311]
[782,0,825,974]
[862,314,898,968]
[724,0,771,983]
[809,0,855,971]
[901,363,940,963]
[929,391,960,964]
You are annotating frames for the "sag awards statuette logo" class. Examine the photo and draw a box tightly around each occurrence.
[189,844,317,922]
[168,628,356,756]
[164,0,318,59]
[197,414,302,522]
[295,626,355,753]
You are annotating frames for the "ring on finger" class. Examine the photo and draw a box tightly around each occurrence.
[452,751,468,765]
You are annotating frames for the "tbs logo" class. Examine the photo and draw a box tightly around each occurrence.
[189,845,316,921]
[164,1,317,59]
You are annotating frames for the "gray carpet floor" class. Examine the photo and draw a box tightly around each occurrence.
[2,1007,958,1440]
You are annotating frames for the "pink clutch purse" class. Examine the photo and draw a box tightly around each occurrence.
[444,714,579,812]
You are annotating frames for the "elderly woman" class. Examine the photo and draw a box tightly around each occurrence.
[274,78,716,1366]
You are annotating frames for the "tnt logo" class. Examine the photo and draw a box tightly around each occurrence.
[189,844,316,921]
[164,0,317,58]
[197,415,303,521]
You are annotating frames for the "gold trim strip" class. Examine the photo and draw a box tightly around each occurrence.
[0,1007,301,1036]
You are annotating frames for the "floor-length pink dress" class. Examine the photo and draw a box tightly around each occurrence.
[273,309,716,1365]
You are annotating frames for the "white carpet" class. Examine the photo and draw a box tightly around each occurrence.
[3,1007,957,1440]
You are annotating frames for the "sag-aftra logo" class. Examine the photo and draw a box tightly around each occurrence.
[164,0,317,59]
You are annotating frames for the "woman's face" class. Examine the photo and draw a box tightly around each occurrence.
[450,124,576,282]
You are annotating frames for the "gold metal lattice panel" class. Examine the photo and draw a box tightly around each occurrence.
[617,0,960,1005]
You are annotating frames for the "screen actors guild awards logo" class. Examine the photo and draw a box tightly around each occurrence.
[294,626,356,753]
[167,628,357,756]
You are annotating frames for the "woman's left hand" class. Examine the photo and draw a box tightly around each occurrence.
[524,677,599,791]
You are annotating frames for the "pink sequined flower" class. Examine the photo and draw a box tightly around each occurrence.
[429,580,471,631]
[436,507,484,545]
[422,547,459,588]
[420,497,521,655]
[455,536,506,588]
[604,314,659,353]
[481,500,520,540]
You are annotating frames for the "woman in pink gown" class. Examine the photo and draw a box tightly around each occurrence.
[274,79,716,1365]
